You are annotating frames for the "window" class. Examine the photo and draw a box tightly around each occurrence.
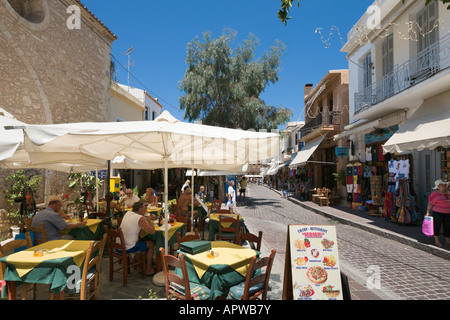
[363,53,372,90]
[5,0,50,30]
[416,3,439,75]
[417,2,438,55]
[382,34,394,98]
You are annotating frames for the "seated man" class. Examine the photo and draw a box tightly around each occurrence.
[120,189,140,208]
[120,200,156,275]
[177,188,198,219]
[31,199,87,241]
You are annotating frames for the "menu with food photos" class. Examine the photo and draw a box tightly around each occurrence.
[283,225,343,300]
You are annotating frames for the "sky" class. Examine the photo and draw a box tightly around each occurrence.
[82,0,374,129]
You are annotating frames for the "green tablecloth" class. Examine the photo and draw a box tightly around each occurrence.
[207,214,248,241]
[0,240,91,296]
[177,240,259,300]
[140,221,186,255]
[61,219,104,240]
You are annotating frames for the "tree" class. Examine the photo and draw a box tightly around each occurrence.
[278,0,450,25]
[178,29,292,131]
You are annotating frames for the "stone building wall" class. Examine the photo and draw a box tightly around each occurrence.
[0,0,116,234]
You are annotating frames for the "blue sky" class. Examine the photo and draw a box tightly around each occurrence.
[82,0,373,128]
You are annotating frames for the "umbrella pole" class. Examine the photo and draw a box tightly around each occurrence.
[191,167,194,233]
[164,157,169,253]
[95,167,99,211]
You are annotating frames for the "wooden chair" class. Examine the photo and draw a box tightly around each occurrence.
[217,214,240,244]
[175,215,190,232]
[212,200,222,213]
[86,201,107,220]
[177,229,200,247]
[318,188,330,206]
[29,222,48,245]
[237,227,263,251]
[312,188,321,204]
[104,226,146,286]
[216,207,233,214]
[227,249,276,300]
[0,232,33,300]
[116,216,123,228]
[64,233,107,300]
[329,188,340,206]
[159,248,210,300]
[24,217,33,230]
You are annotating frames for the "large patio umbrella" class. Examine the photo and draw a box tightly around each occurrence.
[1,108,109,212]
[21,111,280,251]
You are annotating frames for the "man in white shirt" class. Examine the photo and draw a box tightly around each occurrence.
[121,200,156,275]
[227,180,236,212]
[120,189,140,208]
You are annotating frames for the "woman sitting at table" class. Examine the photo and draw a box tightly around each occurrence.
[144,188,158,207]
[121,200,156,276]
[32,199,87,241]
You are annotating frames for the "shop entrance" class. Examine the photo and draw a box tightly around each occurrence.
[418,149,442,213]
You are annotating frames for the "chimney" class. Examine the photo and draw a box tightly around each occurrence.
[304,84,313,100]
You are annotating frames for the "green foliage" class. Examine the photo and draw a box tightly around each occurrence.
[332,168,347,186]
[179,29,292,131]
[3,170,42,223]
[67,172,102,211]
[278,0,301,26]
[279,1,450,25]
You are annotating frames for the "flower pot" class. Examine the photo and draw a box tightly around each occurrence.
[10,226,20,238]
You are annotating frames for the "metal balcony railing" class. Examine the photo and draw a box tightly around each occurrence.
[355,33,450,115]
[300,110,342,138]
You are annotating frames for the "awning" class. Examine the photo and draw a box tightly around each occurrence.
[290,136,324,168]
[383,96,450,153]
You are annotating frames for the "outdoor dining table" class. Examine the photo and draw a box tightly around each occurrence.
[60,218,104,240]
[140,220,186,272]
[207,213,248,241]
[176,240,259,300]
[0,240,92,300]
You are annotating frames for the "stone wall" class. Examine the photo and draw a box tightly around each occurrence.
[0,0,116,234]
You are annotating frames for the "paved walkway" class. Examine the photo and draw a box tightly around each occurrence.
[237,185,450,300]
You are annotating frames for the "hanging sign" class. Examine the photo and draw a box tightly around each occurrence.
[335,147,349,158]
[283,225,343,300]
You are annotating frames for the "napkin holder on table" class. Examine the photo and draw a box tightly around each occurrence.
[180,240,211,255]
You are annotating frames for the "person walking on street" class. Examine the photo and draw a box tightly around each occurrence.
[239,176,247,202]
[227,180,236,213]
[426,180,450,247]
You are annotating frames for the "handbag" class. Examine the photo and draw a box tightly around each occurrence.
[422,216,434,237]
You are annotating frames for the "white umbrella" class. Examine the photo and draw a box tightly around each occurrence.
[22,111,280,251]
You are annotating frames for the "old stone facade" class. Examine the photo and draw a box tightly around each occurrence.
[0,0,116,234]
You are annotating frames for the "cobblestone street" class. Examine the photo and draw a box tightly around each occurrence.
[238,184,450,300]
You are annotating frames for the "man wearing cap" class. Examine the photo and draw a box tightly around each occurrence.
[426,179,450,247]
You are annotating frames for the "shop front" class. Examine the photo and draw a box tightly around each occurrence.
[345,124,422,225]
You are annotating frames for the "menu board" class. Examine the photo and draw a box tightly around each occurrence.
[283,225,343,300]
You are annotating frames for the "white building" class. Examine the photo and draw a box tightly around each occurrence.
[109,82,164,191]
[341,0,450,212]
[114,83,164,121]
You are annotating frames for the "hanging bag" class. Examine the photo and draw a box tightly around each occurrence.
[422,216,434,237]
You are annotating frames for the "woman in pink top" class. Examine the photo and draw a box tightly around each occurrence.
[426,180,450,247]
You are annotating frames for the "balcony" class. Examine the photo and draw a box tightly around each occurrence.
[300,110,342,139]
[355,33,450,115]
